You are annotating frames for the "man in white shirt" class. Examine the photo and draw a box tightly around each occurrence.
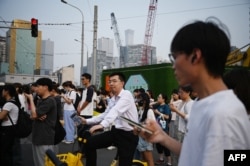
[139,18,250,166]
[80,72,139,166]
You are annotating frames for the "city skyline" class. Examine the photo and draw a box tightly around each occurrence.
[0,0,249,84]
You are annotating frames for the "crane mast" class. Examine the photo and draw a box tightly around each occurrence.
[141,0,158,65]
[110,12,125,67]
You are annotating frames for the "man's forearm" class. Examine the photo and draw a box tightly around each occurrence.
[29,99,38,119]
[80,102,89,111]
[160,133,182,156]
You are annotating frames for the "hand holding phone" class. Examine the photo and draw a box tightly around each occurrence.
[70,112,82,126]
[119,116,153,134]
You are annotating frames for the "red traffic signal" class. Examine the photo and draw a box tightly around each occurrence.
[31,18,38,37]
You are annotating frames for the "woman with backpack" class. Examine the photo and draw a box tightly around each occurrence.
[0,84,21,166]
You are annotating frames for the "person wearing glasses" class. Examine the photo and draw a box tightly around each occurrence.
[80,72,139,166]
[138,18,250,166]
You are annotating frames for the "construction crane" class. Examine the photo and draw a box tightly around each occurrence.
[141,0,158,65]
[110,12,125,67]
[226,43,250,67]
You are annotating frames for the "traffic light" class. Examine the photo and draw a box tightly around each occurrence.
[31,18,38,37]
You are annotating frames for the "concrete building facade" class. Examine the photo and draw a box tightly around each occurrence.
[98,37,113,57]
[0,74,58,85]
[122,44,157,67]
[125,29,134,46]
[41,39,54,75]
[0,36,7,63]
[53,64,75,86]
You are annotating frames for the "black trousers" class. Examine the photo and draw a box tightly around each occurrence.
[85,127,139,166]
[77,116,92,153]
[156,142,171,157]
[0,126,16,166]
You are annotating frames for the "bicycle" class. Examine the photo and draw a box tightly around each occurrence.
[78,130,148,166]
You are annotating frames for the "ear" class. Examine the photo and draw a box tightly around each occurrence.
[191,48,202,64]
[191,54,197,63]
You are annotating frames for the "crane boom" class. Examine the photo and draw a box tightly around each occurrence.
[141,0,158,65]
[226,43,250,67]
[110,12,125,67]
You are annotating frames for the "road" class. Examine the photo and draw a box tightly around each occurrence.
[21,137,117,166]
[20,135,164,166]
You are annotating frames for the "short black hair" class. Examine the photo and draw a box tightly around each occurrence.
[133,89,139,93]
[170,18,230,77]
[158,93,168,103]
[171,89,179,95]
[31,82,37,87]
[36,77,53,91]
[179,85,193,93]
[62,81,75,89]
[81,73,92,81]
[139,88,145,93]
[109,72,126,82]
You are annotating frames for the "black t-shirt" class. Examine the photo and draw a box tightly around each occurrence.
[32,96,57,145]
[96,99,106,113]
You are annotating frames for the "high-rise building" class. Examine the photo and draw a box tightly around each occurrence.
[98,37,113,57]
[125,29,134,46]
[41,39,54,75]
[0,36,8,74]
[6,19,41,75]
[87,50,119,87]
[0,36,7,62]
[123,44,157,67]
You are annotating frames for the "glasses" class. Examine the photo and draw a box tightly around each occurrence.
[168,53,175,64]
[108,79,120,84]
[168,52,184,64]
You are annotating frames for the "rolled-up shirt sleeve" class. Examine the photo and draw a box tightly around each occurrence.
[86,110,108,125]
[100,90,138,130]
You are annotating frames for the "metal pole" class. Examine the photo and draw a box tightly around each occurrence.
[92,6,98,86]
[61,0,84,86]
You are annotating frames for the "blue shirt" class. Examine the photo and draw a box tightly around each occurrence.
[156,104,171,132]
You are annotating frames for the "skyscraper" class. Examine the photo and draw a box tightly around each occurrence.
[41,39,54,75]
[7,19,41,75]
[98,37,113,57]
[125,29,134,46]
[124,44,157,66]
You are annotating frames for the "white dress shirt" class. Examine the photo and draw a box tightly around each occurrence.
[86,89,138,131]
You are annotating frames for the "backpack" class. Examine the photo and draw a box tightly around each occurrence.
[69,90,82,110]
[54,96,66,145]
[7,100,32,138]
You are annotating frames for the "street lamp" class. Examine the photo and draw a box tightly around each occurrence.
[61,0,84,86]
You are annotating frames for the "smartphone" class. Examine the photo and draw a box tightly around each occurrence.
[119,116,153,134]
[70,112,82,126]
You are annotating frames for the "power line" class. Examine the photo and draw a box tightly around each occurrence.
[1,2,248,26]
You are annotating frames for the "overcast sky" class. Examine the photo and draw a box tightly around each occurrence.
[0,0,249,83]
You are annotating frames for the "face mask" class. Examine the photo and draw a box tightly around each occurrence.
[138,100,144,107]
